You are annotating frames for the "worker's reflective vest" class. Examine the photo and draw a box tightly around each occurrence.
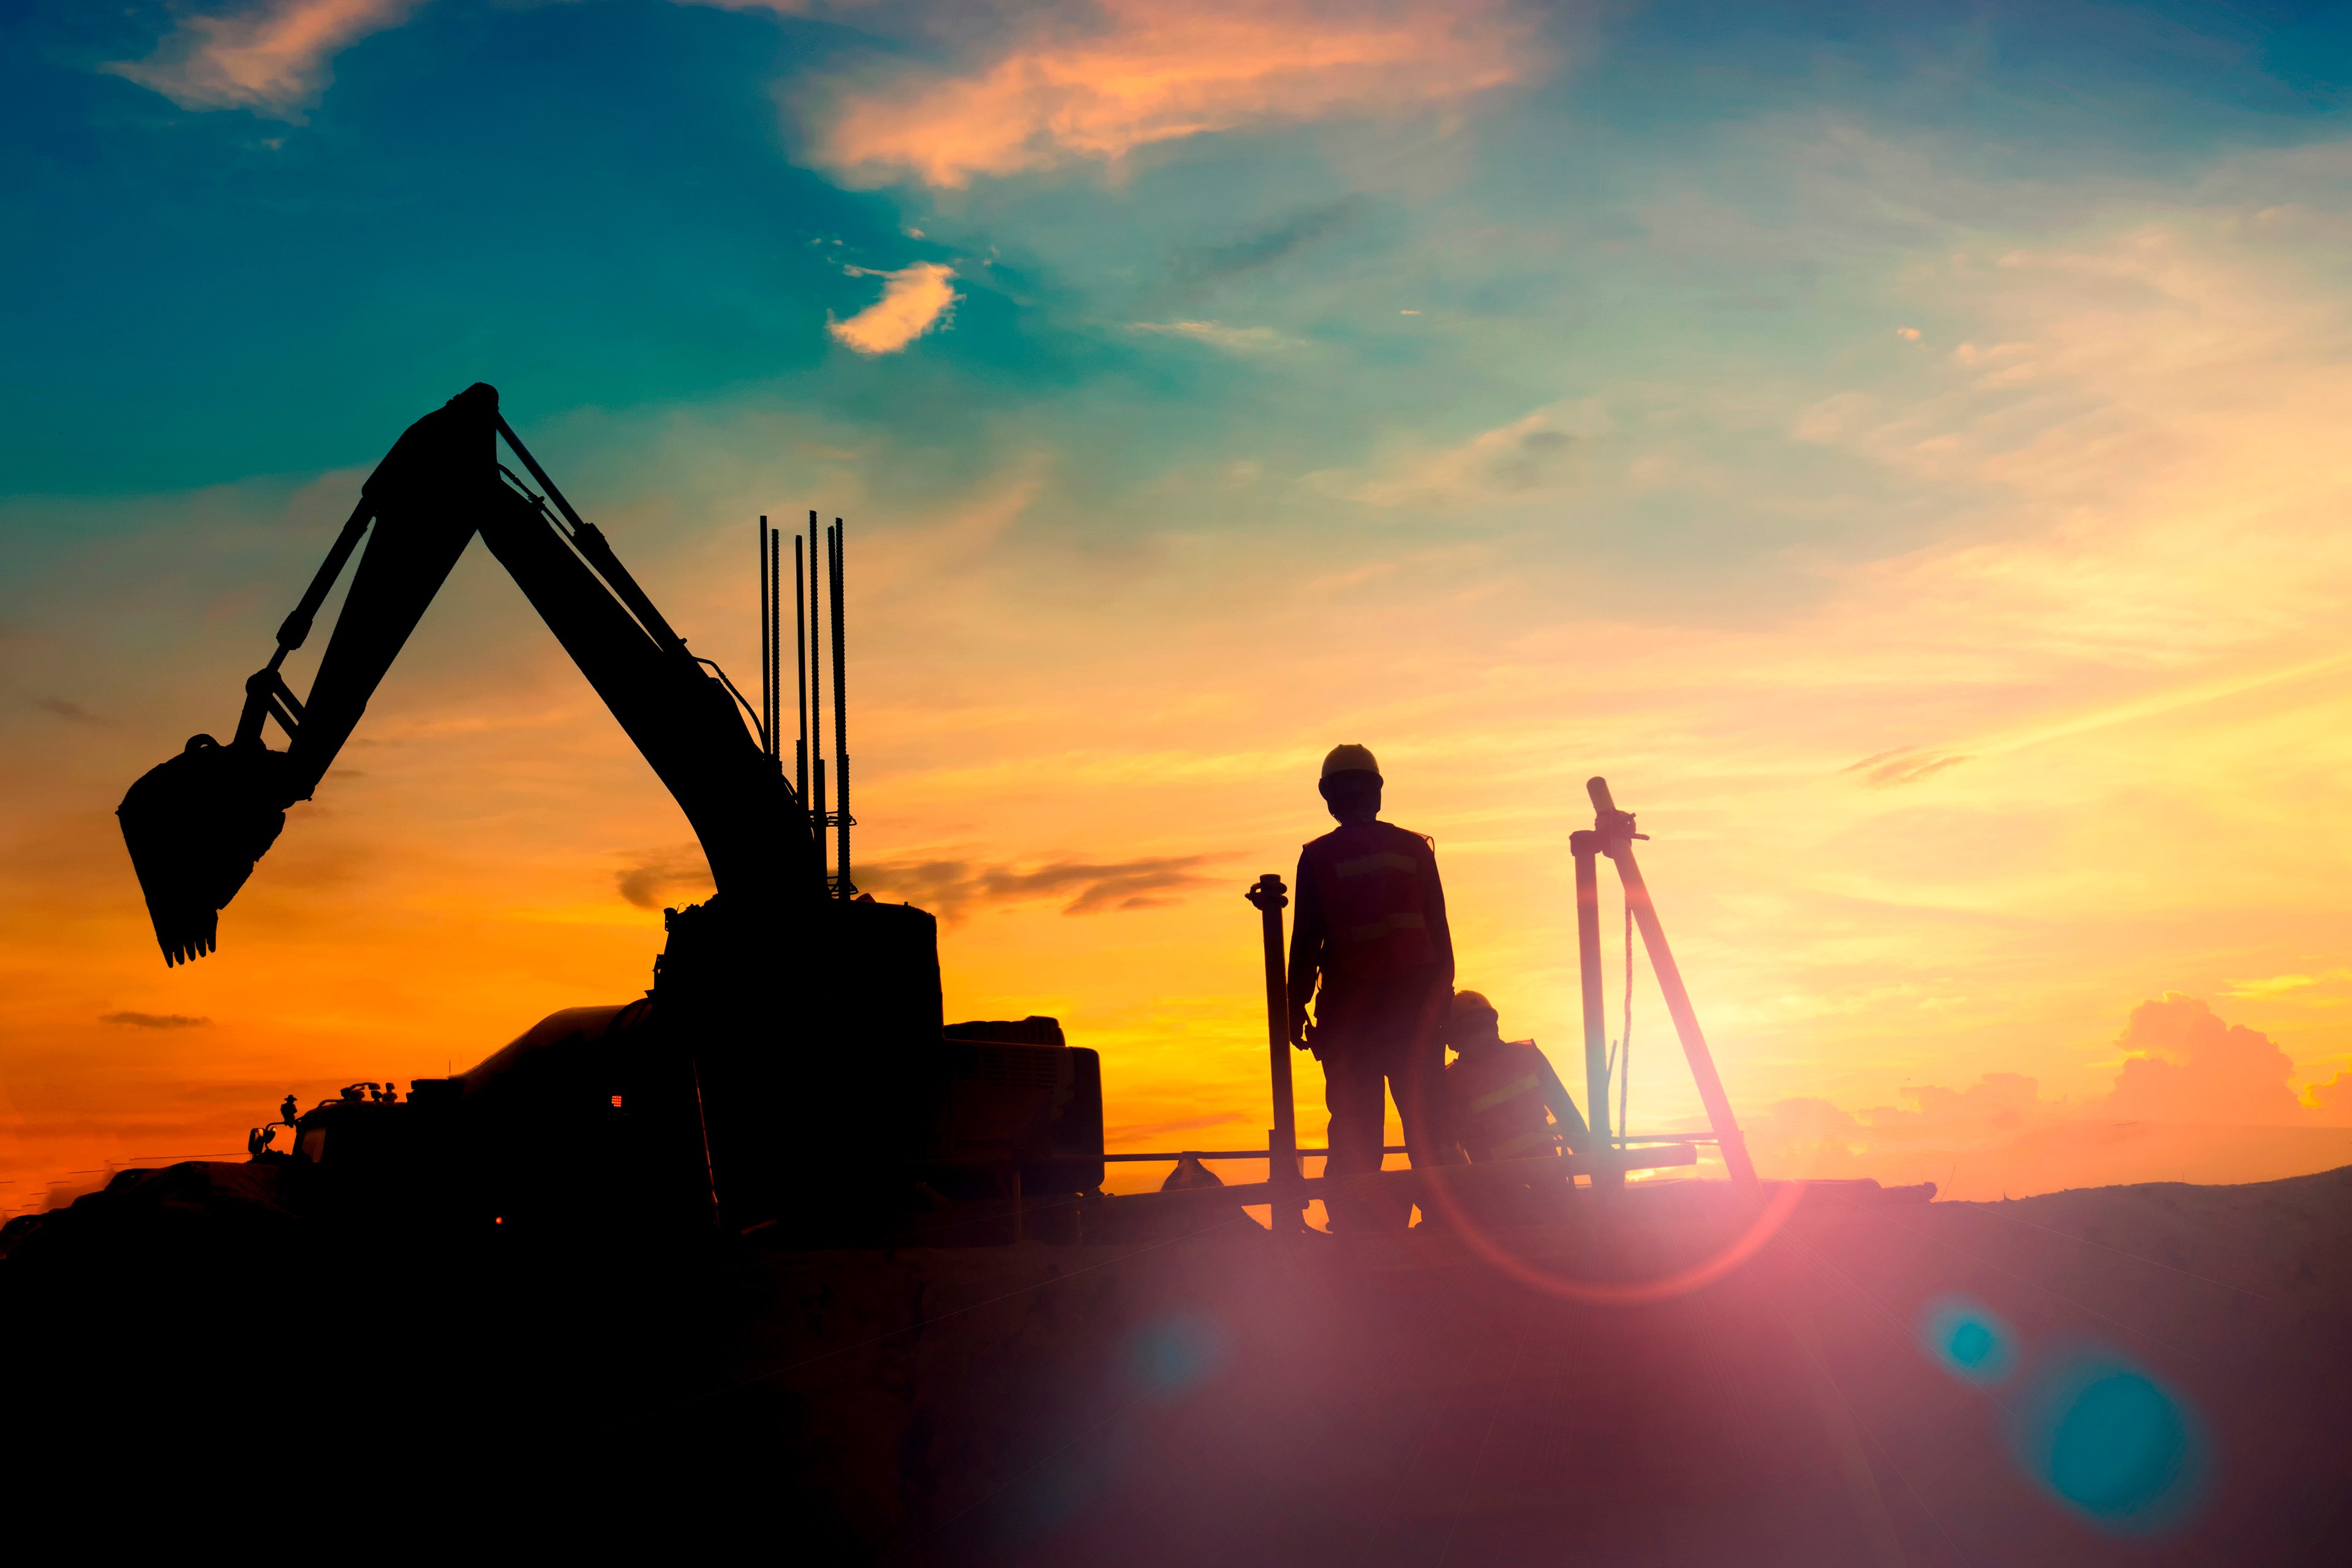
[1447,1041,1561,1162]
[1300,821,1446,982]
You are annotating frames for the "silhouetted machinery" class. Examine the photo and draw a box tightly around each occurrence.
[117,384,1101,1239]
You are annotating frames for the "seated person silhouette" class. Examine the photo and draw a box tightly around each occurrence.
[1441,990,1590,1224]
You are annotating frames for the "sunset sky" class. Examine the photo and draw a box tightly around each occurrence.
[8,0,2352,1216]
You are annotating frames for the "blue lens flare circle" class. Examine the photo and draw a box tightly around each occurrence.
[1916,1294,2016,1385]
[2010,1344,2207,1534]
[1129,1313,1231,1403]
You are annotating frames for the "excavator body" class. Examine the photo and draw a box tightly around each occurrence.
[119,384,1102,1240]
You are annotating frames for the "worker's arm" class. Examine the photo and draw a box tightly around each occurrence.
[1420,835,1455,986]
[1286,846,1324,1046]
[1533,1047,1591,1155]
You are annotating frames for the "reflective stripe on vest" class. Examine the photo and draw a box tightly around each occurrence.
[1346,911,1426,945]
[1490,1127,1558,1159]
[1452,1042,1555,1162]
[1336,851,1418,880]
[1468,1073,1539,1115]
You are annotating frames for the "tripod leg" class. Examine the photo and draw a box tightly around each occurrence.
[1613,848,1760,1190]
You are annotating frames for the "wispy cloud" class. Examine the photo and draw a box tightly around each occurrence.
[858,853,1224,919]
[829,262,960,355]
[1841,746,1971,787]
[2227,973,2337,1000]
[100,1012,213,1030]
[33,697,100,725]
[615,846,714,911]
[1128,320,1295,354]
[105,0,428,120]
[808,0,1537,187]
[1167,201,1362,293]
[1340,398,1610,507]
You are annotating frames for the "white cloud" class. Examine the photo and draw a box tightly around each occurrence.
[104,0,428,120]
[827,262,960,356]
[1128,320,1295,354]
[1338,398,1613,507]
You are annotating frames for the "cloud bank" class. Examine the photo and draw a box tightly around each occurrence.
[809,0,1536,187]
[2105,993,2305,1124]
[105,0,427,119]
[1747,996,2351,1197]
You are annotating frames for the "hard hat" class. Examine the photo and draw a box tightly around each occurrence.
[1450,990,1498,1022]
[1320,744,1380,781]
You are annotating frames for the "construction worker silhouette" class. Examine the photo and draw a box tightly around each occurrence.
[1287,745,1455,1231]
[1442,990,1588,1226]
[1443,990,1588,1163]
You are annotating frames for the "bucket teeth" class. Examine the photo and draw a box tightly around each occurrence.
[117,736,295,966]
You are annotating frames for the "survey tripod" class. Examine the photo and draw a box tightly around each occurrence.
[1572,776,1759,1189]
[1233,776,1757,1234]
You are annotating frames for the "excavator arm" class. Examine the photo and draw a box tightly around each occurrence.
[119,383,821,965]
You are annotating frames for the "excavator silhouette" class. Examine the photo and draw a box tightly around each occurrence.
[116,385,1101,1239]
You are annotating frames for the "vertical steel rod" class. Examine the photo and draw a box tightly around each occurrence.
[1587,777,1759,1191]
[769,527,781,766]
[758,516,772,760]
[1572,834,1612,1162]
[808,511,825,884]
[794,535,807,803]
[829,519,850,898]
[1247,874,1302,1232]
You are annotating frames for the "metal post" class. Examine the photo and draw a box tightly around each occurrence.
[776,526,785,766]
[758,517,772,760]
[793,535,807,802]
[829,519,850,898]
[1587,777,1760,1191]
[807,512,825,884]
[1571,830,1613,1181]
[1246,874,1303,1232]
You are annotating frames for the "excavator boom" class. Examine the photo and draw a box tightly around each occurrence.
[119,383,822,965]
[112,386,1087,1239]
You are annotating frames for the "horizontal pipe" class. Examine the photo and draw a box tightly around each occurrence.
[1103,1147,1382,1163]
[1103,1134,1714,1163]
[1112,1143,1698,1210]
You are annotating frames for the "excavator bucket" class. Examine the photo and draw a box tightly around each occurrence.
[117,736,296,966]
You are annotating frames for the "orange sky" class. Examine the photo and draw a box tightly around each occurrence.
[10,0,2352,1217]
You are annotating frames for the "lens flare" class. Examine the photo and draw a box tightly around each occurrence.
[1412,1164,1807,1306]
[1130,1312,1230,1401]
[1917,1294,2016,1384]
[2010,1343,2207,1533]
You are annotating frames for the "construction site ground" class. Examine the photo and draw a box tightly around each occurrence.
[5,1165,2347,1562]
